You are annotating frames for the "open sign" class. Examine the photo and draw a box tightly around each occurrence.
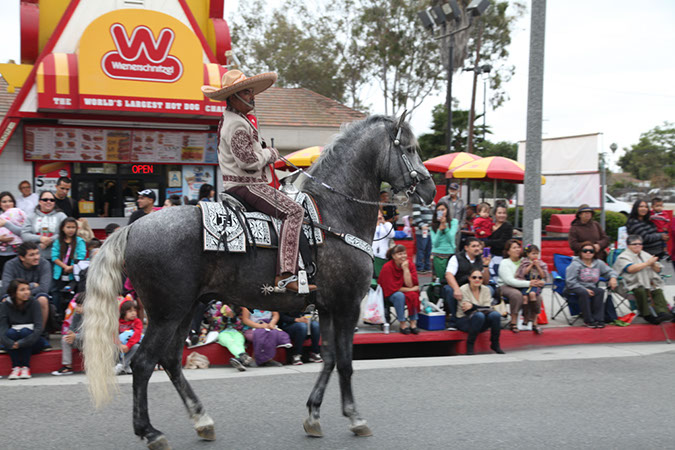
[132,164,154,174]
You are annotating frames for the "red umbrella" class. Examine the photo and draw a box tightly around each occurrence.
[423,152,482,173]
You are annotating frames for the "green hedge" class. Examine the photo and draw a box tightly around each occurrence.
[507,208,626,241]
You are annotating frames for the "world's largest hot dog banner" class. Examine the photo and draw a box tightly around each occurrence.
[24,125,218,165]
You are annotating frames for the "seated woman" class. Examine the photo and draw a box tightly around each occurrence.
[568,204,610,260]
[0,279,48,379]
[457,269,504,355]
[613,235,673,324]
[279,310,322,365]
[565,241,618,328]
[498,239,546,334]
[378,244,420,334]
[240,308,291,367]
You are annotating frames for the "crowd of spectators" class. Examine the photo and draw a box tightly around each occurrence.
[375,185,675,355]
[1,177,673,376]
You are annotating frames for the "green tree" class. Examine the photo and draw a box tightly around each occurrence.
[418,103,489,160]
[231,1,350,103]
[618,122,675,184]
[230,0,521,116]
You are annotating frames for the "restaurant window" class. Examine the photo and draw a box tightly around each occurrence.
[72,164,165,218]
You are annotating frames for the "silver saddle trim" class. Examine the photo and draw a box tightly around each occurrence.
[200,192,324,253]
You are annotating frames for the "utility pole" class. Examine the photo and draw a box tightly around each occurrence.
[466,23,483,154]
[444,21,454,153]
[522,0,546,247]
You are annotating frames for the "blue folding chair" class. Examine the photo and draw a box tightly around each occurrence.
[550,253,582,325]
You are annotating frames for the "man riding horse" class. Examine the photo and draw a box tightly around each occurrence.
[202,70,317,294]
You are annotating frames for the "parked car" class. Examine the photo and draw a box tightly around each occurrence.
[605,193,631,215]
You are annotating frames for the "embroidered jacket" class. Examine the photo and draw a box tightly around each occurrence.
[218,109,279,190]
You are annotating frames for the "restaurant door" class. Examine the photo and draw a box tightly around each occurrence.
[72,163,166,218]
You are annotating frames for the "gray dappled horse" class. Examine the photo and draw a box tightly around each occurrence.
[82,114,436,449]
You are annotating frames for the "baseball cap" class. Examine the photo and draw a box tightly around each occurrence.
[449,182,460,191]
[138,189,156,200]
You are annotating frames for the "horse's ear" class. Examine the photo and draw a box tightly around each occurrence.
[396,110,408,129]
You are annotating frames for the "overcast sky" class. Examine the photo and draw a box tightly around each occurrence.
[1,0,674,168]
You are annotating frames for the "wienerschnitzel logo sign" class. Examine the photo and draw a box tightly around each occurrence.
[79,9,202,102]
[101,23,183,83]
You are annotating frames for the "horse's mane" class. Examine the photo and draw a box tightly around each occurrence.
[313,115,415,169]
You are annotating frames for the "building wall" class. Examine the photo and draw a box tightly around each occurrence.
[263,126,341,152]
[0,125,33,194]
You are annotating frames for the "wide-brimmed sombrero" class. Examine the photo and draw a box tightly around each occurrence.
[201,69,277,101]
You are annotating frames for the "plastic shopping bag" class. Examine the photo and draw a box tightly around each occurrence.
[363,285,385,325]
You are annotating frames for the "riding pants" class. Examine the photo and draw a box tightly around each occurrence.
[227,184,303,275]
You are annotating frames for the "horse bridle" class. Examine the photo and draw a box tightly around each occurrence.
[388,110,431,200]
[277,113,429,207]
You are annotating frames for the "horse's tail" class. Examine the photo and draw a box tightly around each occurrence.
[83,225,130,408]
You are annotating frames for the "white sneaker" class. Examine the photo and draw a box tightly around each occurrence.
[308,352,323,363]
[114,363,125,375]
[19,366,31,379]
[292,354,303,365]
[277,343,293,348]
[8,366,21,380]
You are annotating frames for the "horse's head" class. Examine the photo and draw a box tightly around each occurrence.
[379,112,436,206]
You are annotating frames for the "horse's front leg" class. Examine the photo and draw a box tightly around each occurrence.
[334,303,372,436]
[304,310,335,437]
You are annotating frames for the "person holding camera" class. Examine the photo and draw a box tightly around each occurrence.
[456,269,504,355]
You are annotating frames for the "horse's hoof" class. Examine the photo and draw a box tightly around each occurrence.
[147,435,172,450]
[350,422,373,437]
[196,424,216,441]
[303,418,323,437]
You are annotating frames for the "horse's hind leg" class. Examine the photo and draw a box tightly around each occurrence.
[304,312,336,437]
[159,311,215,441]
[335,306,372,436]
[131,321,177,449]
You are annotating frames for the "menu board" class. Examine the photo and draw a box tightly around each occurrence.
[24,126,219,164]
[25,126,131,162]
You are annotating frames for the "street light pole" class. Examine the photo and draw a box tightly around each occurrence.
[418,0,490,155]
[445,24,454,153]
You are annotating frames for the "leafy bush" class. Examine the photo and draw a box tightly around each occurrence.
[507,208,626,241]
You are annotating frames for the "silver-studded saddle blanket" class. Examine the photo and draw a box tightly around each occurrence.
[199,192,324,252]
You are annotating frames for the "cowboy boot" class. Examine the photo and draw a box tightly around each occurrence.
[275,273,317,294]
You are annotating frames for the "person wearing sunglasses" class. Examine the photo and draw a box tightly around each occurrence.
[565,241,618,328]
[612,235,673,324]
[456,269,504,355]
[21,191,67,261]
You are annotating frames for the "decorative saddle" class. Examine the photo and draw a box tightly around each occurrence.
[199,192,324,253]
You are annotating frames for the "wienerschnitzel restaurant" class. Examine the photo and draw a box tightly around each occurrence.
[0,0,364,230]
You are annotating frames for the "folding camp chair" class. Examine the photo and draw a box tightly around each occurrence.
[550,253,582,325]
[605,248,638,314]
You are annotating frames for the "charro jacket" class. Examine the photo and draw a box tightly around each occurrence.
[218,109,279,190]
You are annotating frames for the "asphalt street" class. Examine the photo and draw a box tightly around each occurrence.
[1,343,674,450]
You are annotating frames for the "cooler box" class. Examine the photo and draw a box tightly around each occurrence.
[418,312,445,331]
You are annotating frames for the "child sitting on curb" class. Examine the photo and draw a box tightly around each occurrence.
[216,304,254,371]
[51,294,84,376]
[116,295,143,375]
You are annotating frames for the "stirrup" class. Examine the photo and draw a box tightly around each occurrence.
[275,274,298,293]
